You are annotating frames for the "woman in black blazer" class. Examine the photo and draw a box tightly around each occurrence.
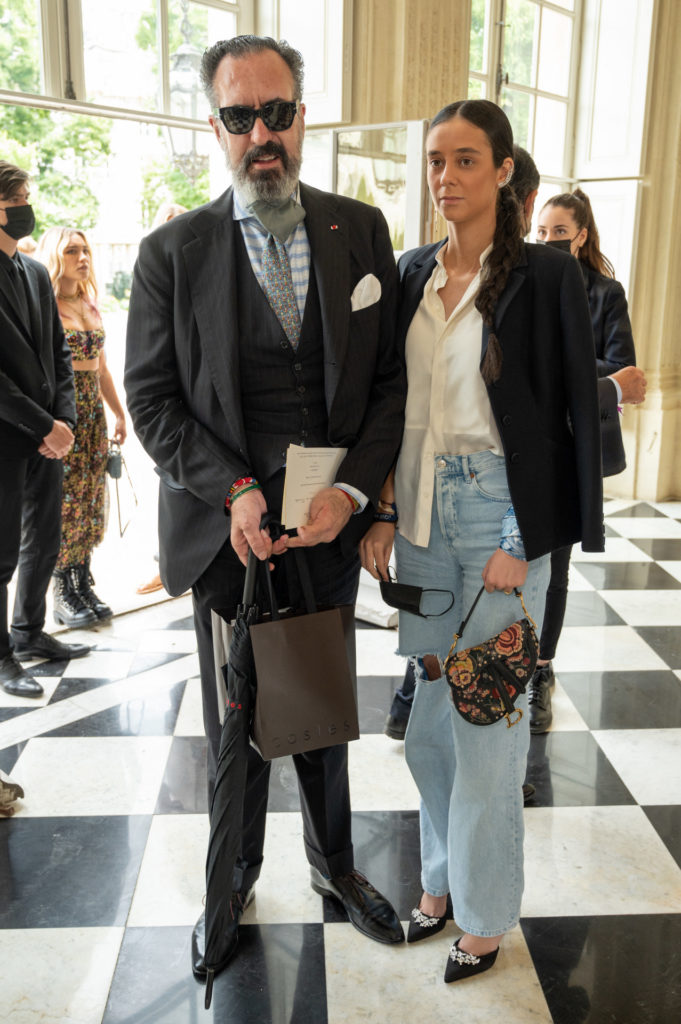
[527,189,636,733]
[361,100,603,984]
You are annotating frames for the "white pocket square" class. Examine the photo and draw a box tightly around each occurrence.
[350,273,381,311]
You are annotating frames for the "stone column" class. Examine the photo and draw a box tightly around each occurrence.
[607,0,681,500]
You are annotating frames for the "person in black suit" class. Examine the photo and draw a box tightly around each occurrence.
[527,186,642,731]
[124,36,406,976]
[361,100,603,984]
[0,161,90,699]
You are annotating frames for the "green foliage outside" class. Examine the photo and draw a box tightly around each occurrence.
[469,0,487,74]
[140,137,210,228]
[0,0,111,235]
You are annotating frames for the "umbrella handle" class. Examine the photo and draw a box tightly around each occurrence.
[242,548,258,606]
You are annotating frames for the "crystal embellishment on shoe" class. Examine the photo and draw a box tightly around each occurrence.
[411,907,441,928]
[444,938,499,984]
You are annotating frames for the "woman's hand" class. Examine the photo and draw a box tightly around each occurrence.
[482,548,528,593]
[112,415,127,444]
[360,521,395,580]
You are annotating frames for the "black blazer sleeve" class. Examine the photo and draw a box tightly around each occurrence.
[583,266,636,376]
[598,376,626,477]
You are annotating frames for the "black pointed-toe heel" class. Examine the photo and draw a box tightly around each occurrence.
[406,894,451,943]
[444,938,499,983]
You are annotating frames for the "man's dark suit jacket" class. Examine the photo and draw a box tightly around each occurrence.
[397,240,604,562]
[0,253,75,456]
[124,183,405,596]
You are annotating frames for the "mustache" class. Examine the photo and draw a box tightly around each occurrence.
[243,141,288,171]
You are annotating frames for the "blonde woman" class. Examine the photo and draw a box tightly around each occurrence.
[36,227,126,627]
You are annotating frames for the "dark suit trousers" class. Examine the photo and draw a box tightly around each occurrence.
[0,454,63,656]
[538,545,572,661]
[192,529,361,892]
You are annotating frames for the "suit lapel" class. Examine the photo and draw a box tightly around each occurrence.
[184,189,245,443]
[22,259,44,356]
[300,184,349,410]
[398,244,443,348]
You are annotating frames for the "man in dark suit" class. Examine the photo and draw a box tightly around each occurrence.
[0,161,90,700]
[125,36,406,974]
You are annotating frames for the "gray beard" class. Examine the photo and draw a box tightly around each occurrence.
[225,145,302,206]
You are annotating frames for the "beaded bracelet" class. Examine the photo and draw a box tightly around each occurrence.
[230,483,261,507]
[224,475,260,513]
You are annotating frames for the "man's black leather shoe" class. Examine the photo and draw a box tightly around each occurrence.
[310,866,405,944]
[0,653,44,697]
[384,713,408,740]
[14,631,91,662]
[191,887,255,979]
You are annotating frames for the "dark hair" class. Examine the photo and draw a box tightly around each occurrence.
[511,145,539,207]
[200,35,304,107]
[0,160,29,201]
[429,100,523,384]
[541,187,615,278]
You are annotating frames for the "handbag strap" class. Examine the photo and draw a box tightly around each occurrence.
[447,586,536,659]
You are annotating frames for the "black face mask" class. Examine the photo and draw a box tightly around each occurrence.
[542,238,573,253]
[1,204,36,241]
[379,570,454,618]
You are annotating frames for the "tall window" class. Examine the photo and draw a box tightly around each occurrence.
[468,0,581,185]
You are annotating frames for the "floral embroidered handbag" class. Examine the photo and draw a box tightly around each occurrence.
[444,586,538,728]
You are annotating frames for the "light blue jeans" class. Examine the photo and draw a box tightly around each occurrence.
[395,452,551,937]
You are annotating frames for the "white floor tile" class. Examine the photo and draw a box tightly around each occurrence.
[2,927,123,1024]
[605,517,681,539]
[600,589,681,626]
[325,922,552,1024]
[651,501,681,518]
[173,676,205,736]
[60,650,135,680]
[658,561,681,584]
[553,625,668,672]
[550,679,589,731]
[355,628,404,677]
[565,566,595,591]
[594,728,681,805]
[571,538,652,562]
[244,811,325,925]
[602,498,639,515]
[12,736,172,816]
[128,813,209,926]
[137,629,198,654]
[348,733,420,811]
[522,805,681,916]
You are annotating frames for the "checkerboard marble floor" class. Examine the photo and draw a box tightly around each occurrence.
[2,499,681,1023]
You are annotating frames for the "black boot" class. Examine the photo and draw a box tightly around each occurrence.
[75,560,113,621]
[52,568,97,629]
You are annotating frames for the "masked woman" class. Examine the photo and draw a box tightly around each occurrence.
[361,100,603,984]
[37,227,126,627]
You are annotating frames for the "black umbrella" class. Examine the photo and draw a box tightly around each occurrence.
[203,550,260,1009]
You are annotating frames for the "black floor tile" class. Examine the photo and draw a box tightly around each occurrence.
[631,538,681,560]
[103,923,328,1024]
[558,671,681,729]
[43,682,186,737]
[635,627,681,669]
[0,741,26,776]
[643,806,681,871]
[526,731,636,807]
[575,561,681,590]
[23,658,68,677]
[155,736,208,813]
[49,677,120,701]
[0,707,31,724]
[0,815,151,927]
[522,914,681,1024]
[357,674,407,733]
[607,502,667,518]
[562,591,625,627]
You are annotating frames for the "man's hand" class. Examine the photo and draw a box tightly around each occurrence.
[229,488,288,567]
[287,487,353,548]
[611,365,647,405]
[482,548,528,594]
[40,420,74,459]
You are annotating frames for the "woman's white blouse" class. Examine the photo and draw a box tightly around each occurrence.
[394,243,503,548]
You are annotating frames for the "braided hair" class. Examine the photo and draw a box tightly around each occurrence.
[541,188,615,279]
[429,100,524,384]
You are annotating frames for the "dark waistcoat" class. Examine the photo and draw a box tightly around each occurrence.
[235,226,329,484]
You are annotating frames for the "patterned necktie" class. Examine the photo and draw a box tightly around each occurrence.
[261,233,301,348]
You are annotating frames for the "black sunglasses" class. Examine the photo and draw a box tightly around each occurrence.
[213,100,300,135]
